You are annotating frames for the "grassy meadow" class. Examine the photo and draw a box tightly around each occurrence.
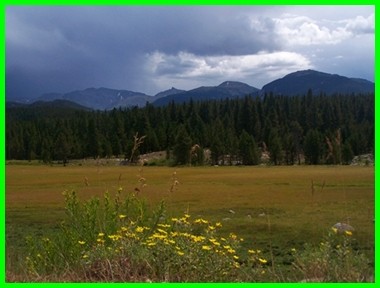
[6,164,374,281]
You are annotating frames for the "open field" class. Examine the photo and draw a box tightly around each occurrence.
[6,164,374,279]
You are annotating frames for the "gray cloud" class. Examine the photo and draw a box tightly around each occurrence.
[6,5,374,99]
[145,51,312,90]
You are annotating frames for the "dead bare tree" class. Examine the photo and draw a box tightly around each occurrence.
[129,132,146,164]
[189,144,200,166]
[325,129,342,164]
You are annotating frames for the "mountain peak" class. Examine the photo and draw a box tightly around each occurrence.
[153,81,260,106]
[262,70,374,95]
[154,87,186,99]
[218,81,252,88]
[286,69,323,76]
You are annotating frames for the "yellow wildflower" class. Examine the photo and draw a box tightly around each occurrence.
[202,245,212,251]
[165,239,176,245]
[125,232,137,238]
[208,225,216,231]
[345,230,353,236]
[209,239,221,246]
[227,248,236,254]
[179,217,190,223]
[157,228,168,234]
[215,222,222,228]
[98,232,104,237]
[157,223,171,228]
[152,233,166,239]
[248,249,255,254]
[259,258,267,264]
[78,240,86,245]
[108,234,121,241]
[332,227,338,233]
[135,226,145,233]
[177,251,185,256]
[191,235,205,243]
[119,214,127,219]
[233,255,239,260]
[194,218,208,224]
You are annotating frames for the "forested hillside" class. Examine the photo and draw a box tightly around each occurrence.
[6,91,374,166]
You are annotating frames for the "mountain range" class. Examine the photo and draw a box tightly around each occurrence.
[7,69,374,110]
[261,70,374,96]
[153,81,260,106]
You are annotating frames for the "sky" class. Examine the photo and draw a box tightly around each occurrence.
[6,5,375,100]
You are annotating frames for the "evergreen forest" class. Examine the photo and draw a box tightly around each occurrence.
[6,92,374,166]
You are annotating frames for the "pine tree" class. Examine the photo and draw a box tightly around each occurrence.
[304,129,323,165]
[238,130,259,165]
[268,128,283,165]
[173,125,192,165]
[209,119,225,165]
[342,142,354,165]
[54,132,71,166]
[87,118,102,159]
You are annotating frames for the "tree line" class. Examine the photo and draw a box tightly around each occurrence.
[6,91,374,166]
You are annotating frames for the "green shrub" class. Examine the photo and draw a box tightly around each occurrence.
[292,229,373,282]
[25,189,269,282]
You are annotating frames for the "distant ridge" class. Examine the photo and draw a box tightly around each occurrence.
[153,81,260,106]
[261,69,374,96]
[7,69,374,109]
[6,99,90,110]
[154,87,186,99]
[37,87,152,110]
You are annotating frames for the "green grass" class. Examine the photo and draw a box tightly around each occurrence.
[6,164,374,281]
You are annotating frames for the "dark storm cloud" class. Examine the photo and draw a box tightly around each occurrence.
[6,6,282,99]
[6,6,374,99]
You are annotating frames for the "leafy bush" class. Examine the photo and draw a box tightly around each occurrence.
[25,189,269,282]
[292,229,373,282]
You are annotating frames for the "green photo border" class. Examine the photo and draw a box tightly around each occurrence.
[1,1,377,287]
